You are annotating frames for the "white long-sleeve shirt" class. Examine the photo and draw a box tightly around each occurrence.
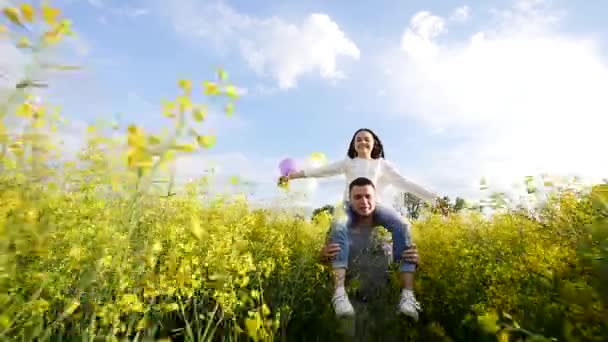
[302,157,437,204]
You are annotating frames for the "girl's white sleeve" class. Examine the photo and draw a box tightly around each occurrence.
[382,160,437,202]
[302,158,347,178]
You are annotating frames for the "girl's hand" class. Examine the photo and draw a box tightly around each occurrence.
[277,176,289,187]
[278,171,304,187]
[288,171,305,180]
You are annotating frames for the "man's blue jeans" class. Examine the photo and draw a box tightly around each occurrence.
[328,202,416,273]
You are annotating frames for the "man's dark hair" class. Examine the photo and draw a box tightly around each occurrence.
[349,177,375,194]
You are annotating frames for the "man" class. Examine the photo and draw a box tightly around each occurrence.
[319,177,421,320]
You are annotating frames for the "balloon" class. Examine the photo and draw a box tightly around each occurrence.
[310,152,327,165]
[278,158,296,177]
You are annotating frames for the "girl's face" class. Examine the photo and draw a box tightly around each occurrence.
[353,130,375,158]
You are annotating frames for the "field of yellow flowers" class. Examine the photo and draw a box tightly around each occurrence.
[0,157,606,341]
[1,2,607,341]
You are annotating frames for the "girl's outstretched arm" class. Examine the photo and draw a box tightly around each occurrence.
[382,160,437,202]
[290,158,347,180]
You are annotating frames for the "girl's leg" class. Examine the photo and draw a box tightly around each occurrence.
[373,204,416,274]
[373,204,421,320]
[326,202,355,317]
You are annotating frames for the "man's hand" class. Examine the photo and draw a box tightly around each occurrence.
[402,243,419,265]
[320,243,340,262]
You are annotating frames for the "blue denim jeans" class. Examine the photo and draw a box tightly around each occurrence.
[329,202,416,273]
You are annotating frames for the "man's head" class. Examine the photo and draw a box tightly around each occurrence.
[348,177,376,217]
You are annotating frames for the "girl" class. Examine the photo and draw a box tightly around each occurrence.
[280,128,437,320]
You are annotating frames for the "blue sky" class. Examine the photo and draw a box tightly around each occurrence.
[2,0,607,211]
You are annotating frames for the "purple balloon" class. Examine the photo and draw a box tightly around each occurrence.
[279,158,296,176]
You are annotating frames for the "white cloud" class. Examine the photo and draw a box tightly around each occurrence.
[166,1,360,90]
[122,8,149,18]
[380,0,607,201]
[87,0,104,8]
[450,6,471,22]
[87,0,149,19]
[400,11,446,61]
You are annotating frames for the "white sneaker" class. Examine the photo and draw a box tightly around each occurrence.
[398,291,421,321]
[332,293,355,317]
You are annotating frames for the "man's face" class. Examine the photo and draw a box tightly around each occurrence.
[349,185,376,217]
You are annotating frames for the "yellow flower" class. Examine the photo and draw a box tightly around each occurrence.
[41,4,61,26]
[196,135,216,149]
[2,7,24,28]
[177,95,192,113]
[127,125,146,149]
[58,18,73,35]
[147,135,161,145]
[203,81,220,96]
[63,300,80,316]
[20,3,34,22]
[43,31,59,45]
[261,304,271,317]
[42,20,72,45]
[191,215,206,240]
[16,103,33,117]
[245,316,260,339]
[101,255,113,267]
[162,303,179,312]
[192,105,207,122]
[178,79,192,94]
[225,85,239,99]
[31,299,50,314]
[136,317,150,331]
[127,148,152,169]
[162,100,176,118]
[17,36,31,48]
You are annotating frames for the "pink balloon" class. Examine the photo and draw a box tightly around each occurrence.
[279,158,296,176]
